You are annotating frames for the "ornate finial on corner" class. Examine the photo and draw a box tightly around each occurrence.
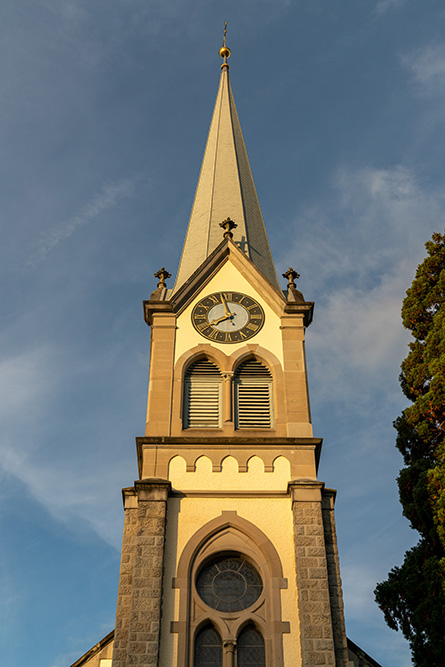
[220,217,238,239]
[283,267,300,289]
[219,21,231,69]
[283,267,305,303]
[154,267,171,288]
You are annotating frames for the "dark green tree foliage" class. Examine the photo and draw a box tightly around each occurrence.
[375,232,445,665]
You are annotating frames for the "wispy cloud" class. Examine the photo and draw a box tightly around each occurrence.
[374,0,407,17]
[401,42,445,98]
[283,164,445,408]
[1,437,126,550]
[27,176,138,267]
[308,269,410,406]
[0,347,55,423]
[0,346,127,548]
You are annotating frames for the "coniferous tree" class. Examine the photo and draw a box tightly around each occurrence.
[375,232,445,666]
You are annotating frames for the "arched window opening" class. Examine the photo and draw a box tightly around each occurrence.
[237,625,266,667]
[184,359,222,429]
[194,624,222,667]
[175,516,286,666]
[234,359,273,429]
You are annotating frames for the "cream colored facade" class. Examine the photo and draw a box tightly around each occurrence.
[160,495,301,666]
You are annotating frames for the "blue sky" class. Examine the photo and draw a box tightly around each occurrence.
[1,1,445,665]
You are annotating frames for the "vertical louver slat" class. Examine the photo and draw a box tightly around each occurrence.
[235,359,273,429]
[184,359,222,429]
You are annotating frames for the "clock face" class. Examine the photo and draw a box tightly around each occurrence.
[191,292,265,343]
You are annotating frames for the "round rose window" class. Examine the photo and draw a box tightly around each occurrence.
[196,556,263,612]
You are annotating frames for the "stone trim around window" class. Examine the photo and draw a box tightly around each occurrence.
[171,511,289,667]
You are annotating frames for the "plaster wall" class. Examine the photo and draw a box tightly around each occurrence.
[169,454,294,490]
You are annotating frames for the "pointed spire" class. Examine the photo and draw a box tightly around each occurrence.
[172,32,281,293]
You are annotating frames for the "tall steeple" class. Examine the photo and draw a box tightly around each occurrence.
[66,30,386,667]
[173,30,281,293]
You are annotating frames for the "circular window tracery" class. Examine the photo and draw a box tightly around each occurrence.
[196,555,263,612]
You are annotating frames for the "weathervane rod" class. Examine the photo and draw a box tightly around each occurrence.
[219,21,231,69]
[222,21,228,47]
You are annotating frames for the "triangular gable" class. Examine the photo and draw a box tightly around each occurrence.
[170,237,287,318]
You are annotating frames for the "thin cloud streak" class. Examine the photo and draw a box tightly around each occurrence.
[27,176,139,268]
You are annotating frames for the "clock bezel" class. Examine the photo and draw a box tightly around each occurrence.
[191,291,265,343]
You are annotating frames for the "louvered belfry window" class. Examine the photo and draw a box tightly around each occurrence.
[234,359,273,429]
[183,359,222,429]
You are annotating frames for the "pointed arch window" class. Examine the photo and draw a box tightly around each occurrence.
[237,625,266,666]
[234,359,273,429]
[183,359,222,429]
[174,516,287,666]
[194,624,222,667]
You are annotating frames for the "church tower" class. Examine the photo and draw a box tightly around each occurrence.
[111,35,350,667]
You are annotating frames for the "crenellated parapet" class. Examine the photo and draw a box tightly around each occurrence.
[136,436,322,482]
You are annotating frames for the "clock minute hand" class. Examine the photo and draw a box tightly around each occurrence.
[220,293,231,317]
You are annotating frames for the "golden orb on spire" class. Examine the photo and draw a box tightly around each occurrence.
[219,45,231,59]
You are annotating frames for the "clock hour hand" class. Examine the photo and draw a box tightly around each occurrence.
[209,314,231,326]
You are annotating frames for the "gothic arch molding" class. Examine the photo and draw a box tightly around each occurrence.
[176,344,231,377]
[172,511,288,667]
[229,344,283,379]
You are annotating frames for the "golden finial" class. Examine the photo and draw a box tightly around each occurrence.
[219,21,231,68]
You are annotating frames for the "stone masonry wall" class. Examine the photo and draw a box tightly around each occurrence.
[292,484,337,666]
[112,498,138,667]
[322,490,349,666]
[112,480,170,667]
